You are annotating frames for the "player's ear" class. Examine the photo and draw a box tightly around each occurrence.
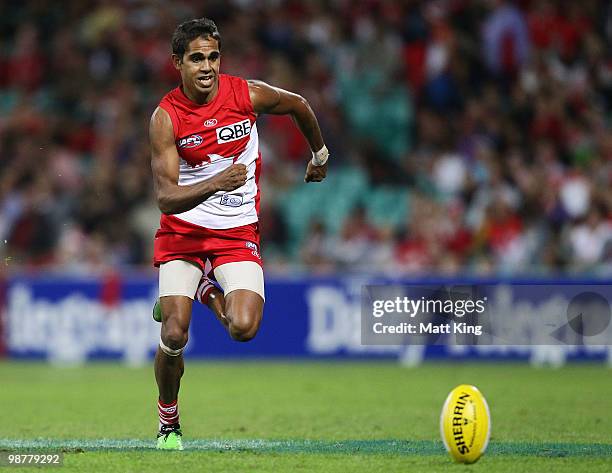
[171,54,182,70]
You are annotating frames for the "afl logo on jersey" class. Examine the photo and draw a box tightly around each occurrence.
[204,118,217,127]
[216,119,251,144]
[178,134,203,149]
[220,194,243,207]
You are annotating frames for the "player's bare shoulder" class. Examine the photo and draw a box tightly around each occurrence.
[149,106,176,154]
[247,80,282,114]
[150,107,173,136]
[247,79,307,116]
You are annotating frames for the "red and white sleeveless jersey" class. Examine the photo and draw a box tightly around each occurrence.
[158,74,261,229]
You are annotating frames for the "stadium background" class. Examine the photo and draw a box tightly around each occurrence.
[1,0,611,276]
[0,1,611,472]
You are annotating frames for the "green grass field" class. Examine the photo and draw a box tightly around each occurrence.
[0,361,611,472]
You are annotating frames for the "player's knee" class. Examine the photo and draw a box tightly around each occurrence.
[161,320,189,350]
[230,328,257,342]
[228,313,260,342]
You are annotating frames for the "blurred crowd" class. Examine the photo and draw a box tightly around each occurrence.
[1,0,611,277]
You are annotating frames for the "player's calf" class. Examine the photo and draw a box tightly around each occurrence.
[192,276,229,328]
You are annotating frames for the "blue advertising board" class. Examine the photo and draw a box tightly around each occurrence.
[1,274,611,365]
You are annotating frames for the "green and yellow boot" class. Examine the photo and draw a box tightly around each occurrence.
[156,423,184,450]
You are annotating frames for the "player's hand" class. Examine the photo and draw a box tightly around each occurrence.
[213,163,247,191]
[304,161,327,183]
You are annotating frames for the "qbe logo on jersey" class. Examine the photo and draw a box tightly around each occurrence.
[216,119,251,144]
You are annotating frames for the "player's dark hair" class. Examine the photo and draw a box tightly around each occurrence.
[172,18,221,58]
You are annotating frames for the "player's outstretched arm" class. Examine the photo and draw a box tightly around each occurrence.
[248,80,328,183]
[149,107,247,214]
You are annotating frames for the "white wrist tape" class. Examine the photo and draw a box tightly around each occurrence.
[311,145,329,166]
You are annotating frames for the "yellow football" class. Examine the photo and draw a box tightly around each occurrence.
[440,384,491,464]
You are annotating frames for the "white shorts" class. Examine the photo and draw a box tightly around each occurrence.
[159,259,265,300]
[214,261,265,301]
